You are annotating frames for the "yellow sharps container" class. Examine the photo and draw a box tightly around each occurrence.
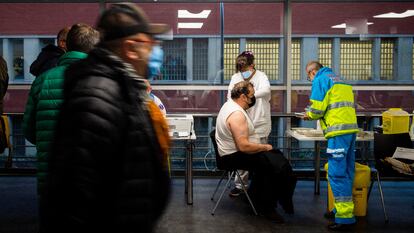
[382,108,410,134]
[325,162,371,216]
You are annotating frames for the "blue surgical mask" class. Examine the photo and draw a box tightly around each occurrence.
[241,70,252,79]
[147,45,164,80]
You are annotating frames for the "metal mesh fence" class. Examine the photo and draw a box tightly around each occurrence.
[193,38,208,81]
[224,39,239,81]
[162,39,187,81]
[319,38,332,68]
[340,39,372,80]
[380,38,395,80]
[246,38,279,81]
[291,39,301,81]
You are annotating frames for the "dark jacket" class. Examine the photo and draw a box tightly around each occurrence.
[30,44,65,77]
[44,48,170,233]
[23,51,88,194]
[0,56,9,114]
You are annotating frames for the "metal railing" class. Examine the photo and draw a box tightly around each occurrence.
[1,114,375,173]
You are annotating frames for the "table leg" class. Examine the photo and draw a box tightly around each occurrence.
[285,132,292,161]
[186,140,193,205]
[185,142,188,195]
[314,141,321,195]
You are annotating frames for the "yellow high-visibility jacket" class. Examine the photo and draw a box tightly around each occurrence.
[306,67,359,139]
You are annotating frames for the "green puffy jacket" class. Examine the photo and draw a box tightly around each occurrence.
[23,51,87,193]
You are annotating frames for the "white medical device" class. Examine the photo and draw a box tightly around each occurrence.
[166,114,194,138]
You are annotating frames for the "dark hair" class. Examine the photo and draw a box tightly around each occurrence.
[230,81,254,99]
[66,23,100,53]
[57,26,70,42]
[235,51,255,72]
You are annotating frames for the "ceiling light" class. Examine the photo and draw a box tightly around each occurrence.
[332,23,346,29]
[331,22,373,29]
[374,10,414,18]
[178,10,211,19]
[177,22,203,29]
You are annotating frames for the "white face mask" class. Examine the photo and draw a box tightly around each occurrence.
[241,70,252,79]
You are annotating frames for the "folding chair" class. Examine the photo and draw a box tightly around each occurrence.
[209,130,258,216]
[367,132,414,223]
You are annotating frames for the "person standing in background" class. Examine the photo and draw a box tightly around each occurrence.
[22,23,100,233]
[227,51,272,197]
[303,61,358,231]
[144,79,167,116]
[0,56,9,114]
[30,27,70,77]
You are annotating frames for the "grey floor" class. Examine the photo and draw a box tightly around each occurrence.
[0,176,413,233]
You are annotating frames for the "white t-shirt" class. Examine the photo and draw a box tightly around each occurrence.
[227,70,271,138]
[215,100,260,156]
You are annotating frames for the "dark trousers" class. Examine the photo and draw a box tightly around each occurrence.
[221,149,296,214]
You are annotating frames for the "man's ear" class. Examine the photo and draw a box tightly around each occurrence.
[123,40,139,60]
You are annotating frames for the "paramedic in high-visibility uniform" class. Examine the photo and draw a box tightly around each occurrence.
[302,61,359,231]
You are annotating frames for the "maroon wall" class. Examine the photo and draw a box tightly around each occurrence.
[0,3,100,35]
[3,89,29,114]
[1,2,414,36]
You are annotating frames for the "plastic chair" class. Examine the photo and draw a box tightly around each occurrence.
[367,132,414,223]
[209,130,258,216]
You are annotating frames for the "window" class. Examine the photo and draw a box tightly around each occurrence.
[291,39,301,81]
[319,38,332,68]
[224,39,239,81]
[380,38,395,80]
[193,38,208,81]
[340,39,372,81]
[12,39,24,81]
[40,38,55,48]
[162,39,186,81]
[246,39,279,81]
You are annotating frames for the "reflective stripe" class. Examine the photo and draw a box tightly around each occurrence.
[334,201,355,222]
[324,123,359,134]
[335,196,353,202]
[326,148,345,154]
[326,101,355,111]
[309,107,324,115]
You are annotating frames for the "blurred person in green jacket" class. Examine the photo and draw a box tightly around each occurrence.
[23,23,99,232]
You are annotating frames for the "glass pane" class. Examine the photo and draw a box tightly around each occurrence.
[318,38,332,68]
[291,39,301,81]
[355,90,414,113]
[163,39,187,81]
[12,39,24,81]
[380,38,395,80]
[40,38,55,48]
[293,1,414,84]
[224,2,283,84]
[340,39,372,81]
[246,39,279,81]
[224,39,239,81]
[193,38,208,81]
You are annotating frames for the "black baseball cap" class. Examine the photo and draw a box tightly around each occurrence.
[97,2,170,41]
